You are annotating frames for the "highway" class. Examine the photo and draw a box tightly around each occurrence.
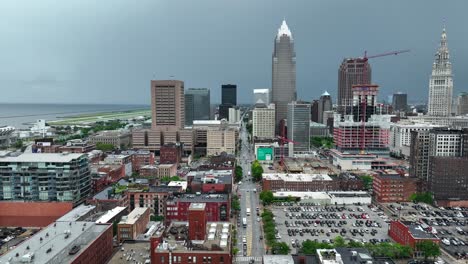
[235,121,264,264]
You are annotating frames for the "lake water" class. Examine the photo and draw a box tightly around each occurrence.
[0,103,149,128]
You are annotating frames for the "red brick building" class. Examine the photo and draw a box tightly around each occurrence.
[165,194,230,222]
[117,207,150,241]
[121,150,155,173]
[127,185,183,217]
[91,164,125,193]
[388,220,440,249]
[0,201,73,227]
[160,143,182,165]
[262,173,363,192]
[373,173,418,203]
[151,203,232,264]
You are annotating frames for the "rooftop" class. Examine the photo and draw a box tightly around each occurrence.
[264,255,295,264]
[262,173,332,182]
[120,208,149,225]
[56,205,96,222]
[189,203,206,211]
[403,221,438,239]
[0,153,86,163]
[155,221,231,253]
[95,206,127,224]
[0,221,110,264]
[168,194,229,203]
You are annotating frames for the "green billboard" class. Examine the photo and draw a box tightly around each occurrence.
[257,147,273,161]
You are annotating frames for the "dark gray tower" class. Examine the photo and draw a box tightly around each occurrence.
[318,91,332,124]
[185,88,210,126]
[392,93,407,113]
[272,20,296,133]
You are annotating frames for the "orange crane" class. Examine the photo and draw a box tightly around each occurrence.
[353,49,410,152]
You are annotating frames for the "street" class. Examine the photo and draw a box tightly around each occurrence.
[235,121,264,263]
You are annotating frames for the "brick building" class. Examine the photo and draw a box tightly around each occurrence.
[117,207,150,241]
[151,203,232,264]
[121,150,155,173]
[186,169,233,194]
[166,194,230,222]
[127,185,183,217]
[0,201,73,227]
[87,186,128,211]
[373,173,418,203]
[388,220,439,249]
[262,173,363,192]
[160,143,182,165]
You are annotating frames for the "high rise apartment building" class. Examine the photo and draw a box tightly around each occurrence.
[427,28,453,116]
[457,92,468,115]
[287,101,311,153]
[338,58,371,110]
[151,80,185,130]
[253,89,270,106]
[253,104,275,139]
[185,88,210,126]
[0,153,91,205]
[272,20,296,130]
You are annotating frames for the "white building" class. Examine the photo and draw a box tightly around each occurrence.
[428,27,453,116]
[228,107,240,124]
[253,88,270,105]
[389,121,440,158]
[253,104,275,139]
[408,115,468,128]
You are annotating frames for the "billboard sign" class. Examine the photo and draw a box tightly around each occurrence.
[257,147,273,161]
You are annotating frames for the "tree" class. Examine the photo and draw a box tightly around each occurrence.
[13,139,23,149]
[409,192,434,204]
[235,165,243,183]
[251,160,264,182]
[417,241,440,260]
[301,239,333,254]
[160,176,181,183]
[310,136,334,149]
[273,242,290,255]
[95,142,115,152]
[231,195,241,212]
[333,236,346,248]
[360,175,373,190]
[259,190,274,205]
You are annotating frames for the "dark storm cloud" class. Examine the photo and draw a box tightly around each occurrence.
[0,0,467,104]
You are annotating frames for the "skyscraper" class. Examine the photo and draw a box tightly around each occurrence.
[221,84,237,105]
[338,58,372,111]
[253,89,270,106]
[253,104,275,139]
[392,93,408,113]
[317,91,332,124]
[457,92,468,116]
[185,88,210,126]
[219,84,237,120]
[287,101,311,154]
[151,80,185,130]
[427,27,453,117]
[272,20,296,131]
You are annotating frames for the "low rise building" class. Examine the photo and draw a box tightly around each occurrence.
[58,139,96,153]
[117,207,150,242]
[262,173,363,192]
[151,203,232,264]
[273,191,371,205]
[330,149,400,171]
[87,185,128,211]
[373,173,418,203]
[127,185,183,216]
[88,129,132,149]
[0,201,74,227]
[160,143,182,165]
[103,154,133,176]
[158,163,177,178]
[0,220,113,264]
[186,169,233,194]
[95,206,127,224]
[121,150,155,173]
[166,194,230,222]
[388,220,440,249]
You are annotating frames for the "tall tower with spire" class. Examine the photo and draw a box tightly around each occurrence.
[272,20,296,133]
[427,27,453,116]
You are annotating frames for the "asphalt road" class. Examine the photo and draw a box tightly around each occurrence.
[235,121,264,263]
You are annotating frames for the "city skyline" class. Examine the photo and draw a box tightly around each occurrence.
[1,0,468,105]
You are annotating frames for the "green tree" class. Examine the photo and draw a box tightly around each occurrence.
[273,242,291,255]
[259,190,274,205]
[416,241,440,260]
[251,160,264,182]
[409,192,434,204]
[95,142,115,152]
[301,239,333,254]
[235,165,243,183]
[333,236,346,248]
[161,176,181,183]
[360,175,373,190]
[13,139,23,149]
[231,195,241,212]
[233,247,239,255]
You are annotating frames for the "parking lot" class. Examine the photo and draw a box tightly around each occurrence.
[386,202,468,260]
[270,203,391,250]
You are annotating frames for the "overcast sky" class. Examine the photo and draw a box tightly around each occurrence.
[0,0,467,105]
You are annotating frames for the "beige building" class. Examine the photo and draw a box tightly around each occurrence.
[151,80,185,130]
[253,104,275,139]
[88,130,132,149]
[207,129,238,156]
[132,129,193,154]
[157,163,177,178]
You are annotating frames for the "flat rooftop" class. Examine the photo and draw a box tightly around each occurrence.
[0,153,85,163]
[328,191,370,198]
[155,221,231,253]
[0,221,110,264]
[120,208,148,225]
[95,206,127,224]
[404,221,438,239]
[56,204,96,222]
[169,194,228,203]
[262,173,332,182]
[263,255,295,264]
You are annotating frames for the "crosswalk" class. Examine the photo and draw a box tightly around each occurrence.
[235,256,263,263]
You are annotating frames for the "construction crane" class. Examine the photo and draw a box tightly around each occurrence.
[277,136,297,167]
[353,49,410,152]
